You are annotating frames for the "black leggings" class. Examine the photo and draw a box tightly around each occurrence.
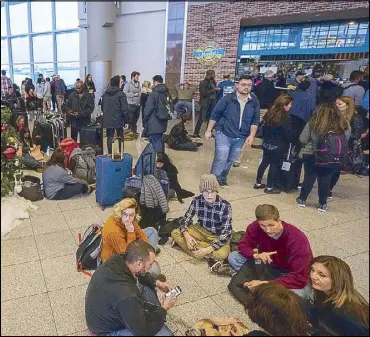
[299,154,335,205]
[256,147,284,188]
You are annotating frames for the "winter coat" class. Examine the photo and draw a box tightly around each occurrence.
[123,80,141,106]
[199,78,217,107]
[288,89,316,123]
[255,79,277,109]
[342,82,366,106]
[350,114,365,142]
[85,80,96,97]
[262,115,296,149]
[65,91,95,127]
[101,86,129,129]
[143,84,169,136]
[55,78,66,96]
[168,121,190,147]
[35,83,44,99]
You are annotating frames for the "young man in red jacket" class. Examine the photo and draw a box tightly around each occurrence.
[218,204,312,298]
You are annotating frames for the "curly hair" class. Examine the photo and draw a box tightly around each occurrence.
[112,198,141,223]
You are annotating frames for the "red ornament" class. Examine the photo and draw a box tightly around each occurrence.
[1,124,7,132]
[3,146,16,160]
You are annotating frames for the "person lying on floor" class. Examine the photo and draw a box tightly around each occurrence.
[86,240,176,337]
[171,174,232,269]
[166,109,203,151]
[100,198,162,279]
[42,149,95,200]
[155,152,195,203]
[213,204,312,298]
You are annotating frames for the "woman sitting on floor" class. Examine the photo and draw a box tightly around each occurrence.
[42,149,94,200]
[307,255,369,336]
[16,116,43,172]
[155,152,195,203]
[100,198,162,279]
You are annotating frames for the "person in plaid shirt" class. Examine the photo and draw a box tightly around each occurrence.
[1,70,13,99]
[171,174,232,268]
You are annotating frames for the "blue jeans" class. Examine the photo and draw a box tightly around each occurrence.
[106,128,124,155]
[52,183,87,200]
[174,100,192,114]
[107,286,173,336]
[143,227,158,250]
[149,134,165,153]
[22,153,42,170]
[211,131,246,183]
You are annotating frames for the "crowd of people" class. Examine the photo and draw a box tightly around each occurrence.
[1,64,369,336]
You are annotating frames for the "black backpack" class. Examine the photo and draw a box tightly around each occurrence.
[156,93,173,121]
[76,224,103,276]
[315,132,350,169]
[157,217,183,237]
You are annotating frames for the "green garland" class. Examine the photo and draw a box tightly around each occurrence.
[1,107,23,197]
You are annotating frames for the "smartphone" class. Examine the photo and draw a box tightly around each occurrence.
[165,286,182,298]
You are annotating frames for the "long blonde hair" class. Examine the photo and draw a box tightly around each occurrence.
[337,96,357,121]
[309,101,349,135]
[309,256,369,327]
[112,198,141,223]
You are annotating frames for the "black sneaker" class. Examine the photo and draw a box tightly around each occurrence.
[206,257,218,268]
[253,183,266,190]
[264,187,281,194]
[220,181,229,189]
[210,262,236,277]
[328,191,333,199]
[296,197,306,208]
[318,204,328,212]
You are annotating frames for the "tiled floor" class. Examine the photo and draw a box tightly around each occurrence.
[1,121,369,336]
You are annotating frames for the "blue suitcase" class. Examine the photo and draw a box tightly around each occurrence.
[96,136,133,209]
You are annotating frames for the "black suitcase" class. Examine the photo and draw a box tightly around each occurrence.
[275,144,302,193]
[32,121,54,152]
[79,124,103,149]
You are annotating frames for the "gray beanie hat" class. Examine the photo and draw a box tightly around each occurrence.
[199,174,219,193]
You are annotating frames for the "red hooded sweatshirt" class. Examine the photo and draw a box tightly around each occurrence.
[238,220,313,289]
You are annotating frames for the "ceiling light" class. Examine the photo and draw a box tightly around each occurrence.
[348,21,356,25]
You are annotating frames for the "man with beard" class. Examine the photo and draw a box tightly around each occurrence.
[85,240,176,336]
[124,71,142,136]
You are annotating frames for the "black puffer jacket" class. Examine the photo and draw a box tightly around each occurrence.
[143,84,169,136]
[350,114,365,141]
[101,86,129,129]
[65,91,95,127]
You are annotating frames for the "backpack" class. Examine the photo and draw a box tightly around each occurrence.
[230,230,245,252]
[315,132,350,169]
[76,224,103,276]
[157,217,183,237]
[156,93,173,121]
[69,147,96,183]
[18,175,44,202]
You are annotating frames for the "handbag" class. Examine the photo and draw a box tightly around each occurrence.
[29,145,44,161]
[18,181,43,201]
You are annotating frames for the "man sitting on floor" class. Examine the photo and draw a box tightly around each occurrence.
[85,240,176,336]
[171,174,232,269]
[213,204,312,299]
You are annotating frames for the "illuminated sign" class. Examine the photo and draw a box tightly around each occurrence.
[193,42,225,66]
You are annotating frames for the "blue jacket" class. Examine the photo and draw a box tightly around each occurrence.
[211,93,260,139]
[361,89,369,111]
[288,89,316,123]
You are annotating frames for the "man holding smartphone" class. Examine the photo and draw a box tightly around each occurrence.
[171,174,232,269]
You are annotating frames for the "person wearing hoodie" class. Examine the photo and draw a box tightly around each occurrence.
[143,75,170,153]
[65,80,95,141]
[123,71,141,135]
[101,75,130,155]
[85,240,176,336]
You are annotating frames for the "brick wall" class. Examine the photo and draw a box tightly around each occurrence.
[184,1,369,84]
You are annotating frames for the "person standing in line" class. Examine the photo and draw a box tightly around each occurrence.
[51,75,57,112]
[255,70,277,110]
[205,75,260,187]
[55,75,66,112]
[65,80,95,141]
[101,75,129,155]
[43,77,52,112]
[84,74,96,99]
[191,70,220,139]
[143,75,170,153]
[275,70,287,88]
[35,77,45,111]
[123,71,141,136]
[1,69,13,99]
[120,75,127,91]
[342,70,366,108]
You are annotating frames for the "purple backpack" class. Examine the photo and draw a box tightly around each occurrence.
[316,132,350,169]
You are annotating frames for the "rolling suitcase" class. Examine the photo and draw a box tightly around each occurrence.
[96,135,133,209]
[79,124,103,149]
[275,144,302,193]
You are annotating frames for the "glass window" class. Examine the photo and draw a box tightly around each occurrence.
[57,62,79,86]
[1,39,9,64]
[11,36,30,64]
[55,2,79,30]
[34,63,55,81]
[13,63,31,87]
[33,34,53,63]
[56,32,79,62]
[1,6,7,37]
[31,2,52,33]
[9,3,29,36]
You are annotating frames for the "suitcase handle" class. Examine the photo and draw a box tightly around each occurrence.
[112,135,124,160]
